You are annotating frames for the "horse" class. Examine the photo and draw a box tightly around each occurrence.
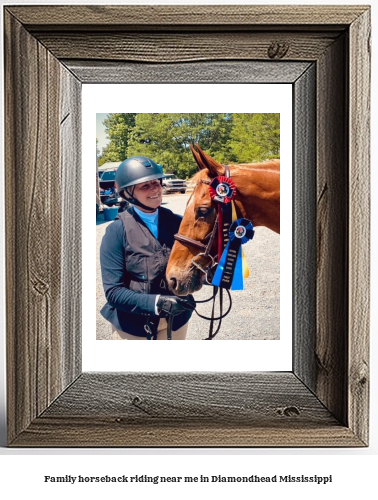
[166,144,280,296]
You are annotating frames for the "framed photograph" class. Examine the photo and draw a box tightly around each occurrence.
[4,5,370,447]
[91,99,290,372]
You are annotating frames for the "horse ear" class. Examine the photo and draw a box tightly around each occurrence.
[189,144,204,170]
[190,144,224,177]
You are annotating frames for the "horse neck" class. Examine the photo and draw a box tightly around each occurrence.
[230,165,280,233]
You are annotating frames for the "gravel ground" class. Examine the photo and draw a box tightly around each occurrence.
[96,194,280,340]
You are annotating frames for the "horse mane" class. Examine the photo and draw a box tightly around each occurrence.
[191,159,280,182]
[189,144,280,181]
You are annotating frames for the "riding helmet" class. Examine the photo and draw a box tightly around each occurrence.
[115,156,164,191]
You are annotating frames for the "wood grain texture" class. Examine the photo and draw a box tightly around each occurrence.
[7,5,367,29]
[60,68,82,387]
[4,5,370,447]
[66,60,311,84]
[348,9,371,445]
[11,419,363,448]
[40,373,334,421]
[4,11,80,443]
[11,373,363,447]
[34,32,339,63]
[5,12,62,441]
[293,64,317,390]
[316,34,348,426]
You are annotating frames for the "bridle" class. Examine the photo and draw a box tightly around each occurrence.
[174,165,231,280]
[174,185,219,283]
[171,166,233,340]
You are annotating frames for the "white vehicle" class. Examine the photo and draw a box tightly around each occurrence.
[161,173,187,194]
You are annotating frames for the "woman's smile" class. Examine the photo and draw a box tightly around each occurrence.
[133,180,162,210]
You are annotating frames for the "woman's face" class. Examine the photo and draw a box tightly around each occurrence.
[133,179,162,211]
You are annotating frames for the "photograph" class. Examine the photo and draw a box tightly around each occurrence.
[95,113,281,341]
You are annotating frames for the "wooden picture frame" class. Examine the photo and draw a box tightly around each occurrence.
[4,5,370,447]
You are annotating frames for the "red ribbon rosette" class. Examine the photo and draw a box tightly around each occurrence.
[209,176,237,204]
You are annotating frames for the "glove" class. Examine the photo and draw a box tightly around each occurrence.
[157,295,196,317]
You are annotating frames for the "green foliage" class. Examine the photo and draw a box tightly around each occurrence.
[127,113,235,177]
[99,113,137,164]
[98,113,280,177]
[97,155,107,167]
[228,113,280,162]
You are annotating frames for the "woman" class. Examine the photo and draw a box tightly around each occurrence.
[100,156,195,340]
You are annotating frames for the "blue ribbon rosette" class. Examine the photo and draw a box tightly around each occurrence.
[211,218,254,290]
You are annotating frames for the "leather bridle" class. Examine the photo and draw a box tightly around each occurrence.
[174,214,218,282]
[174,166,231,281]
[170,166,233,339]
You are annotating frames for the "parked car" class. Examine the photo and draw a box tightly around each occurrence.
[99,170,122,206]
[99,170,116,190]
[161,174,187,194]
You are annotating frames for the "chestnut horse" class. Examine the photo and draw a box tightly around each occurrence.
[166,144,280,296]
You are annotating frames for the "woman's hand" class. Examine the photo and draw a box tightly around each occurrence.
[157,295,196,317]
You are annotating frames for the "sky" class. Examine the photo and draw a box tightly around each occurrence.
[96,113,109,153]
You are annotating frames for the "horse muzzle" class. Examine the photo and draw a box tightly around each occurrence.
[167,269,203,296]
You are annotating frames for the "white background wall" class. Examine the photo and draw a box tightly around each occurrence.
[0,0,377,498]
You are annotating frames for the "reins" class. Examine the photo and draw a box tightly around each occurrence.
[192,287,232,340]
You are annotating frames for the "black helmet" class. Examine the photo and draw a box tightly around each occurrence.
[115,156,164,212]
[115,156,164,190]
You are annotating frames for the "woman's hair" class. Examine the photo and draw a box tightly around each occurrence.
[119,186,134,201]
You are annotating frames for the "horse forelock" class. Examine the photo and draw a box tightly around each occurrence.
[191,169,212,183]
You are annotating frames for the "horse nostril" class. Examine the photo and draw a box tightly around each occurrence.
[169,277,177,290]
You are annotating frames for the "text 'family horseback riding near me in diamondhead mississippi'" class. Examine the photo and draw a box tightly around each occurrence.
[43,474,333,485]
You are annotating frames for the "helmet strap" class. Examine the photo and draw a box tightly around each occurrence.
[125,186,157,213]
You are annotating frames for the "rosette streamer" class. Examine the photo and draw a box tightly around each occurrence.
[211,218,254,290]
[209,176,237,259]
[231,199,250,279]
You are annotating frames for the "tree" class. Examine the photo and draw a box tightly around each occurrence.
[228,113,280,162]
[98,113,137,165]
[98,113,280,177]
[127,113,234,177]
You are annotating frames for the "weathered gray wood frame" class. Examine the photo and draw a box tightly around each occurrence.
[4,5,370,447]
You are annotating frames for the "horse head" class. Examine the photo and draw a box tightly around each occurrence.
[166,144,226,296]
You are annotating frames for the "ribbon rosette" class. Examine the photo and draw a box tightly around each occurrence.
[209,176,237,204]
[229,219,254,244]
[211,218,254,290]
